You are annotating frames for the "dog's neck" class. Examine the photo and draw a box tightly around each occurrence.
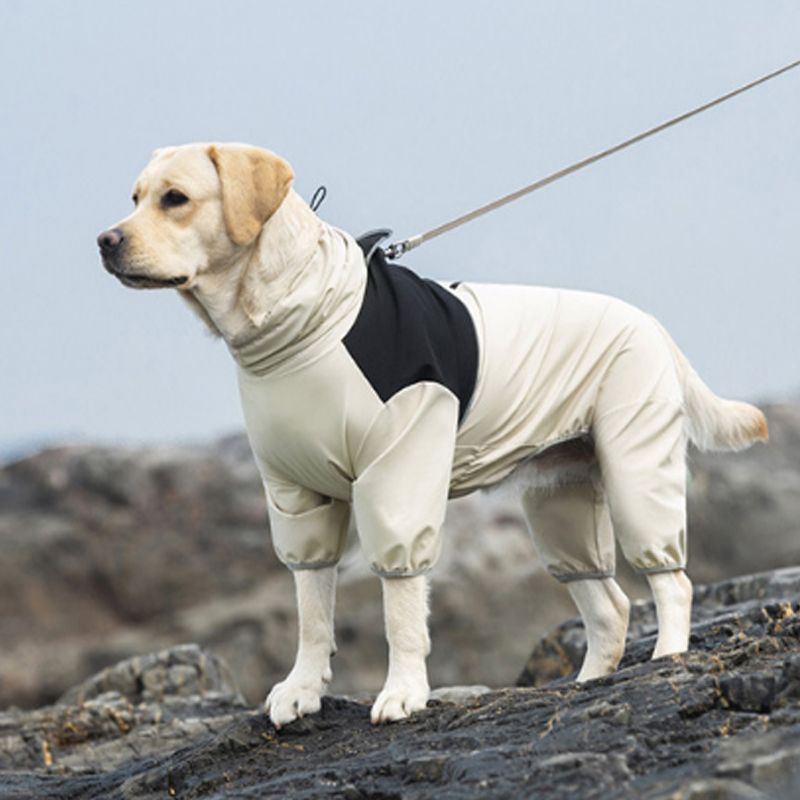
[180,265,249,341]
[182,190,323,346]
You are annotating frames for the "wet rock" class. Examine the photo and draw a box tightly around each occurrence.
[0,570,799,799]
[519,566,800,687]
[0,645,249,777]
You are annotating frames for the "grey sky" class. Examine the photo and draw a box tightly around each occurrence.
[1,1,798,456]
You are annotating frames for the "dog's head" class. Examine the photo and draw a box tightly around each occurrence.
[98,143,294,291]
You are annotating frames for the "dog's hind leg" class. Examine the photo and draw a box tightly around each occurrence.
[371,574,431,723]
[591,315,693,662]
[592,399,692,661]
[647,569,693,658]
[568,577,631,681]
[266,565,337,728]
[521,481,629,679]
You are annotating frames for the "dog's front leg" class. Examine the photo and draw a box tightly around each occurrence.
[266,565,337,728]
[371,574,431,723]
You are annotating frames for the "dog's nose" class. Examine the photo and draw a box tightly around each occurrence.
[97,228,125,251]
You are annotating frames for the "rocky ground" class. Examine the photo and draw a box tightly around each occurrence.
[1,568,800,799]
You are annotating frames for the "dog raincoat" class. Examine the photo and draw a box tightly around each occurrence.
[231,193,687,580]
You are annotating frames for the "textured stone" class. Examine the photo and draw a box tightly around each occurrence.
[518,566,800,688]
[0,571,799,799]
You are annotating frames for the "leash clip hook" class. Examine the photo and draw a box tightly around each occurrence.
[385,235,423,261]
[384,240,409,260]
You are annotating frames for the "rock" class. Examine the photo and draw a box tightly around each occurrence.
[518,566,800,687]
[429,685,492,704]
[0,644,249,777]
[687,403,800,583]
[56,643,244,708]
[0,440,292,709]
[0,570,799,799]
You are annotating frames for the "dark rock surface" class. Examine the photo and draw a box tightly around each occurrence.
[2,570,800,799]
[519,566,800,686]
[0,645,249,777]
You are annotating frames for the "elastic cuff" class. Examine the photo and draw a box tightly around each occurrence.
[285,560,341,571]
[551,569,616,584]
[371,565,433,579]
[268,493,350,569]
[634,564,687,576]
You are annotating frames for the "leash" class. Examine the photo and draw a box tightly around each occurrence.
[385,57,800,260]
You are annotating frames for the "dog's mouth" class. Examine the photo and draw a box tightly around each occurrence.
[103,262,189,289]
[115,272,189,289]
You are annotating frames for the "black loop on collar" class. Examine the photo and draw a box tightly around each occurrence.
[309,185,327,213]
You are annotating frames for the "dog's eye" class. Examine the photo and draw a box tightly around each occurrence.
[162,189,190,209]
[132,193,139,206]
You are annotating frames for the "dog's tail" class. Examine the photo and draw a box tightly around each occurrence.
[654,319,769,452]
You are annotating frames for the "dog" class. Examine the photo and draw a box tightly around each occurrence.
[98,143,768,727]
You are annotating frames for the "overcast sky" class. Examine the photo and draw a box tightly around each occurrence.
[1,1,798,458]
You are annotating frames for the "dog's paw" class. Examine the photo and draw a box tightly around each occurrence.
[371,680,430,724]
[265,677,325,729]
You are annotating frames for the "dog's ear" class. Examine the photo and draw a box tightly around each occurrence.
[207,144,294,245]
[152,146,176,159]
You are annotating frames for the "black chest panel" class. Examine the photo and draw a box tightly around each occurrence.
[344,233,478,423]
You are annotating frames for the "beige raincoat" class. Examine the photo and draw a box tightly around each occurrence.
[232,196,686,579]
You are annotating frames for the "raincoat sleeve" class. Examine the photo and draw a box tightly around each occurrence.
[265,479,351,569]
[351,383,459,576]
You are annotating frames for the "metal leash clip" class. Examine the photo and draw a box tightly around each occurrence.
[385,235,423,261]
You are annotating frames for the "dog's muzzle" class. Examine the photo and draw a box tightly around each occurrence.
[97,228,188,289]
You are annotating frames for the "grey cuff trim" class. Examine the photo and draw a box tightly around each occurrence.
[371,566,433,579]
[634,564,687,576]
[285,560,341,571]
[552,569,616,584]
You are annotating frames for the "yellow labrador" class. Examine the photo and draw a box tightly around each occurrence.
[99,143,767,727]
